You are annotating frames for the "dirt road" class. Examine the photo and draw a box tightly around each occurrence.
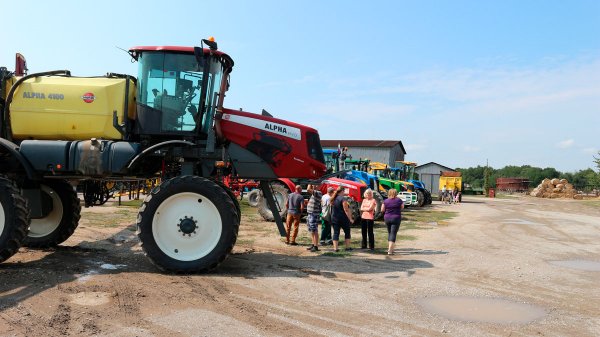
[1,196,599,336]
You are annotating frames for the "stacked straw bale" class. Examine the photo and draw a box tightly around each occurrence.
[530,178,583,199]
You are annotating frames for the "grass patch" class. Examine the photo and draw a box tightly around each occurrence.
[239,199,255,214]
[117,199,144,207]
[236,238,255,245]
[81,209,136,228]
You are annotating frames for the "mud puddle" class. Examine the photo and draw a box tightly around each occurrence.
[418,296,545,323]
[549,260,600,271]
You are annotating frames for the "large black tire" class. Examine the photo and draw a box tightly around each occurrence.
[425,190,433,205]
[247,189,260,207]
[373,191,384,220]
[257,182,289,221]
[346,197,361,227]
[137,176,239,273]
[214,180,242,224]
[416,190,426,207]
[24,180,81,248]
[0,177,29,263]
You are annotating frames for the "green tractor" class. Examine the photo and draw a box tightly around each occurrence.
[368,162,418,206]
[394,161,432,207]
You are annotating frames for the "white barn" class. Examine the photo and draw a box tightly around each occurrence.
[414,162,456,194]
[320,140,407,167]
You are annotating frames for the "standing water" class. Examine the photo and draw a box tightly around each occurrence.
[417,296,546,323]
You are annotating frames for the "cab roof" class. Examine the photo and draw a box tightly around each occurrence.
[128,46,234,70]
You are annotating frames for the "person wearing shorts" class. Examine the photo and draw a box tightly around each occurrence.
[305,184,322,252]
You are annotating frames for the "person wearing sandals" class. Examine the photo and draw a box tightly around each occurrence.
[380,188,404,255]
[331,186,355,252]
[360,189,376,251]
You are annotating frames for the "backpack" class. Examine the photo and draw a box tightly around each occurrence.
[322,203,332,222]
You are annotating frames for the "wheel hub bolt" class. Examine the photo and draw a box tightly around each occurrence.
[178,216,198,236]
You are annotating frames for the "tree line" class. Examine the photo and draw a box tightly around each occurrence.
[456,162,600,191]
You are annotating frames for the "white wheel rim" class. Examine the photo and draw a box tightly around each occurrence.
[152,192,222,261]
[29,185,63,238]
[0,201,5,234]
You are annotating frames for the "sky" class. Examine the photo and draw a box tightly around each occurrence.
[1,0,598,172]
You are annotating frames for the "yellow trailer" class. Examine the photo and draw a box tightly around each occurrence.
[438,171,462,201]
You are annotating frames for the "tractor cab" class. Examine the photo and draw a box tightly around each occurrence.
[129,42,233,139]
[395,161,417,181]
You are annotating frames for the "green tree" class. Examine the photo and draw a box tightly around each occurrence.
[483,166,492,195]
[594,151,600,172]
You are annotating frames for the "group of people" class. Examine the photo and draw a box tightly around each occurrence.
[284,184,404,255]
[441,185,461,204]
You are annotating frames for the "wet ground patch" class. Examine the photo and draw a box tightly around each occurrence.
[417,296,546,324]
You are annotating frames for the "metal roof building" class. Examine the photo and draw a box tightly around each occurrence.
[414,162,456,194]
[320,140,406,167]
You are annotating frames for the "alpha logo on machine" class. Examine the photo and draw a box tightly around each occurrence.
[222,113,301,140]
[22,92,46,99]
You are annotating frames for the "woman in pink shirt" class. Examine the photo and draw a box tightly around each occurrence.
[360,189,377,250]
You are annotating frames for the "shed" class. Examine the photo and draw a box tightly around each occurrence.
[320,140,406,167]
[496,178,530,192]
[414,162,456,194]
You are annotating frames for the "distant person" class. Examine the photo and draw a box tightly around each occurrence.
[331,186,354,252]
[454,190,461,204]
[360,189,377,251]
[452,187,459,204]
[320,187,335,245]
[285,185,304,245]
[380,188,404,255]
[442,185,447,203]
[305,184,322,252]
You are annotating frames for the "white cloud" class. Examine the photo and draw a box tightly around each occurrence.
[307,101,414,122]
[373,57,600,106]
[557,139,575,149]
[280,54,599,171]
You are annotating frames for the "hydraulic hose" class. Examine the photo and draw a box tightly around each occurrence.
[2,70,71,140]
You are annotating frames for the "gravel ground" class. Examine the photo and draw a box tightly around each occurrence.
[0,195,599,336]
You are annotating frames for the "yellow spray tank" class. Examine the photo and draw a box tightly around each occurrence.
[5,74,135,140]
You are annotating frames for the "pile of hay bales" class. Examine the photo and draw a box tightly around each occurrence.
[530,178,583,199]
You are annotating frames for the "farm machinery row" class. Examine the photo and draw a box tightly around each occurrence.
[0,39,326,272]
[253,149,433,226]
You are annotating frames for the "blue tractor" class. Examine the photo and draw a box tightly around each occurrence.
[323,149,385,219]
